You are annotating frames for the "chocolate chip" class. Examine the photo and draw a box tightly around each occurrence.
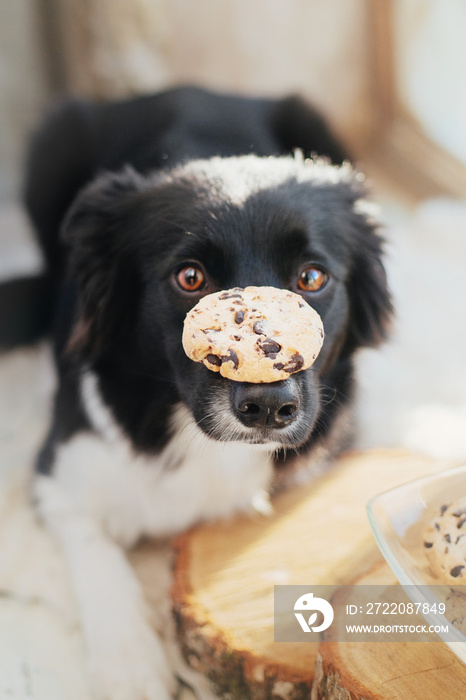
[457,517,466,529]
[234,310,245,324]
[273,362,285,370]
[221,349,239,369]
[423,541,433,548]
[219,291,243,300]
[450,565,465,578]
[253,321,266,335]
[440,504,449,516]
[444,534,451,543]
[282,353,305,373]
[258,338,282,356]
[206,354,222,366]
[452,507,466,517]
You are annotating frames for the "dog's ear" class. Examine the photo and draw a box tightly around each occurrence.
[271,95,348,165]
[343,198,394,355]
[61,167,147,359]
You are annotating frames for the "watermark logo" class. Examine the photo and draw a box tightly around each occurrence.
[294,592,334,633]
[275,585,456,642]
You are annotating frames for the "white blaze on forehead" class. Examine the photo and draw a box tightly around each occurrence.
[167,153,360,206]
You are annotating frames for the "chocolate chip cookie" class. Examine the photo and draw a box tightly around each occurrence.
[182,286,324,382]
[424,498,466,582]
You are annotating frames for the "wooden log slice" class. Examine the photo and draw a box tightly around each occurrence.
[168,450,455,699]
[314,561,466,700]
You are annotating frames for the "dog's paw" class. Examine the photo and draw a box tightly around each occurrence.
[89,623,177,700]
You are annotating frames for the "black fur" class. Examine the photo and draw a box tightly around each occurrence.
[3,86,392,476]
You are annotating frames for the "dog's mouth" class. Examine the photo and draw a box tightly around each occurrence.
[203,411,316,450]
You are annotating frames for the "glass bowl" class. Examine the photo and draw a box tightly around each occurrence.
[367,464,466,663]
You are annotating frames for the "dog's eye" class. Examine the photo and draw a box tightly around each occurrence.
[176,264,206,292]
[297,265,328,293]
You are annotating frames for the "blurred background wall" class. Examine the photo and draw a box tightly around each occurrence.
[50,0,371,137]
[1,1,465,206]
[0,0,372,203]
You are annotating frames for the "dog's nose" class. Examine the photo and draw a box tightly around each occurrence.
[231,381,300,429]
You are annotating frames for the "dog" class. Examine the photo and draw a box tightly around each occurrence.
[1,86,392,699]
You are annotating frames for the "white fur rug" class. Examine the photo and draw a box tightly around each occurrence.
[0,197,466,698]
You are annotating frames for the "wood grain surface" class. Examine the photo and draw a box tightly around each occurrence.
[137,450,466,698]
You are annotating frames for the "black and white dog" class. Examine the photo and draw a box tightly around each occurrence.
[2,86,392,699]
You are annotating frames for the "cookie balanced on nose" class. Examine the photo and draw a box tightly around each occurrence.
[182,286,324,383]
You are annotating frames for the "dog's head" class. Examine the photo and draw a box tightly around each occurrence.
[61,155,392,452]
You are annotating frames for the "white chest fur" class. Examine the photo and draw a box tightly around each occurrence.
[46,371,274,547]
